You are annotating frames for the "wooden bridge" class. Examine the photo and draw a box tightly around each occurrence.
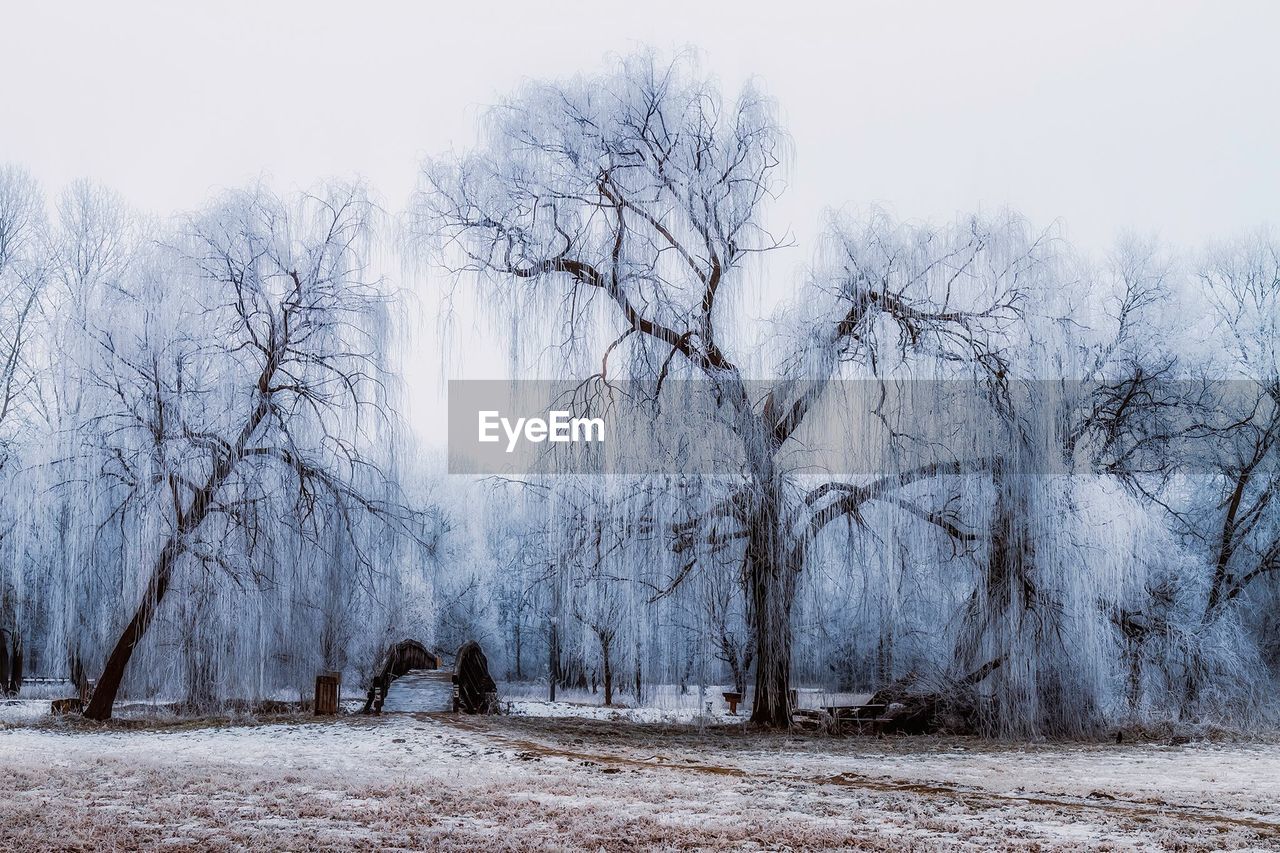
[378,670,456,713]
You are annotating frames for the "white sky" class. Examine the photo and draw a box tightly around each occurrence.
[3,0,1278,439]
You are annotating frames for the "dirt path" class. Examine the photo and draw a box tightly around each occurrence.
[441,713,1280,845]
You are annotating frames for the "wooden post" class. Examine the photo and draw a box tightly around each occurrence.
[315,672,341,716]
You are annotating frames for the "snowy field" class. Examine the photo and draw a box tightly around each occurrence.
[3,700,1280,851]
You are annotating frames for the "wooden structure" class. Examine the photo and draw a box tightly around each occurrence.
[0,630,22,697]
[379,670,455,713]
[358,639,497,715]
[362,639,441,714]
[46,674,93,716]
[823,702,889,733]
[314,672,341,715]
[453,640,497,714]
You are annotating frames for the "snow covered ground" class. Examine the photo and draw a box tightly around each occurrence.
[3,700,1279,851]
[498,682,873,718]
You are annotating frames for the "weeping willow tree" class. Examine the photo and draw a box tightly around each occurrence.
[0,166,47,692]
[1193,237,1279,622]
[3,51,1273,737]
[0,167,44,442]
[413,50,1280,735]
[0,173,439,717]
[416,52,1043,725]
[69,184,437,719]
[1120,235,1280,720]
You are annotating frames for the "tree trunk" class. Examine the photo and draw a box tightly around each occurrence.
[9,635,21,697]
[0,631,9,695]
[748,557,793,726]
[83,537,183,720]
[513,621,523,680]
[600,633,613,706]
[746,495,795,727]
[726,651,741,698]
[84,377,273,721]
[722,634,747,696]
[633,638,642,703]
[547,616,558,702]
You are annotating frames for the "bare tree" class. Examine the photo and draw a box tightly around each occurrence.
[0,166,49,695]
[568,504,636,707]
[84,184,422,720]
[1196,236,1280,619]
[417,53,1038,724]
[0,166,47,457]
[703,549,753,696]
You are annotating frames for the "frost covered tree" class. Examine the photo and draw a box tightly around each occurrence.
[0,166,49,692]
[1195,237,1279,620]
[1117,236,1280,715]
[83,185,425,720]
[0,167,45,453]
[0,173,437,715]
[2,51,1272,738]
[416,53,1040,725]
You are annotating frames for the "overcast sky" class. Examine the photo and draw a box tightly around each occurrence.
[4,0,1278,436]
[6,1,1279,245]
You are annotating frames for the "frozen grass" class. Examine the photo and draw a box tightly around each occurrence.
[2,707,1279,851]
